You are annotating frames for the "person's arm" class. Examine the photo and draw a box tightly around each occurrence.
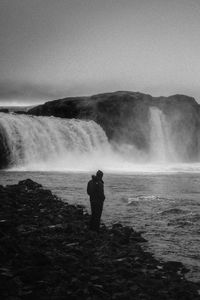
[97,181,105,200]
[102,184,105,200]
[87,181,91,196]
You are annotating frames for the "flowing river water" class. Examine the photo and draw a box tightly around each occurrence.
[0,170,200,282]
[0,109,200,282]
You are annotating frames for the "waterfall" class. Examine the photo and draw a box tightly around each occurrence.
[149,107,176,162]
[0,113,112,171]
[0,109,197,172]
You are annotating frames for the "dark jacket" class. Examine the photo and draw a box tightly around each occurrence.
[87,175,105,202]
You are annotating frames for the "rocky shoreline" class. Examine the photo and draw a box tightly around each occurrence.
[0,179,200,300]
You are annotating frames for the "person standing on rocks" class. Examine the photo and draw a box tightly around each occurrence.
[87,170,105,232]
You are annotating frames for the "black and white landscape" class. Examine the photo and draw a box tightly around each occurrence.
[1,91,200,171]
[0,1,200,299]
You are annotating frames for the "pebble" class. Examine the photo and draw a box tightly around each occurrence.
[0,179,199,300]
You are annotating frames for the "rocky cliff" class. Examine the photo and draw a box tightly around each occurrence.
[0,91,199,170]
[28,91,200,161]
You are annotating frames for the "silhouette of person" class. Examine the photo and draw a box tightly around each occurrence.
[87,170,105,232]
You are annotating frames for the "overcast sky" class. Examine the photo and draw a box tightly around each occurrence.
[1,0,200,105]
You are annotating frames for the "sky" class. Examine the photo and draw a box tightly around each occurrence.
[0,0,200,105]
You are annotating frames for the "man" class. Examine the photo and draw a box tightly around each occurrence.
[87,170,105,232]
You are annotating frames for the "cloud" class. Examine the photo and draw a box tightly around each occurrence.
[0,77,129,105]
[1,1,200,105]
[0,81,64,104]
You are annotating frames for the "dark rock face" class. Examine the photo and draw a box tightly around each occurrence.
[0,91,199,169]
[152,94,200,161]
[0,126,11,169]
[14,110,27,115]
[28,91,200,157]
[0,179,200,300]
[0,108,9,113]
[28,92,155,148]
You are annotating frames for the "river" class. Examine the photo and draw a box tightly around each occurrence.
[1,170,200,282]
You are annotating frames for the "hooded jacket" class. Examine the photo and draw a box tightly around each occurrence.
[87,175,105,202]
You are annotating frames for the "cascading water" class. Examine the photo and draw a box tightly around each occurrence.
[149,107,177,162]
[1,109,200,172]
[0,113,114,171]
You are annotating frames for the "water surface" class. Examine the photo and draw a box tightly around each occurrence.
[1,171,200,282]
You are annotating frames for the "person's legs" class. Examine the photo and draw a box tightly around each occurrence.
[89,200,96,230]
[90,201,103,232]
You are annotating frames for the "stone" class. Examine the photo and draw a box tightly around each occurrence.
[0,179,199,300]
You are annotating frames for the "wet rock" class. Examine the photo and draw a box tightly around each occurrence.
[0,179,199,300]
[18,178,42,190]
[163,261,189,274]
[0,108,9,113]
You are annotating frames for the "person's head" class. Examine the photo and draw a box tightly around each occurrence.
[96,170,103,179]
[91,175,96,181]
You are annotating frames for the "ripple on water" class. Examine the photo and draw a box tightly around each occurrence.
[127,194,160,205]
[0,171,200,282]
[161,208,188,215]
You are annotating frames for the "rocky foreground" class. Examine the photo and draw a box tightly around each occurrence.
[0,179,200,300]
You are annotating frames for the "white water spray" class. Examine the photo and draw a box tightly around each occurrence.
[0,111,200,173]
[149,107,177,162]
[0,113,117,171]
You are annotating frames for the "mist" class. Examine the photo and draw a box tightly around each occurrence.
[1,107,200,173]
